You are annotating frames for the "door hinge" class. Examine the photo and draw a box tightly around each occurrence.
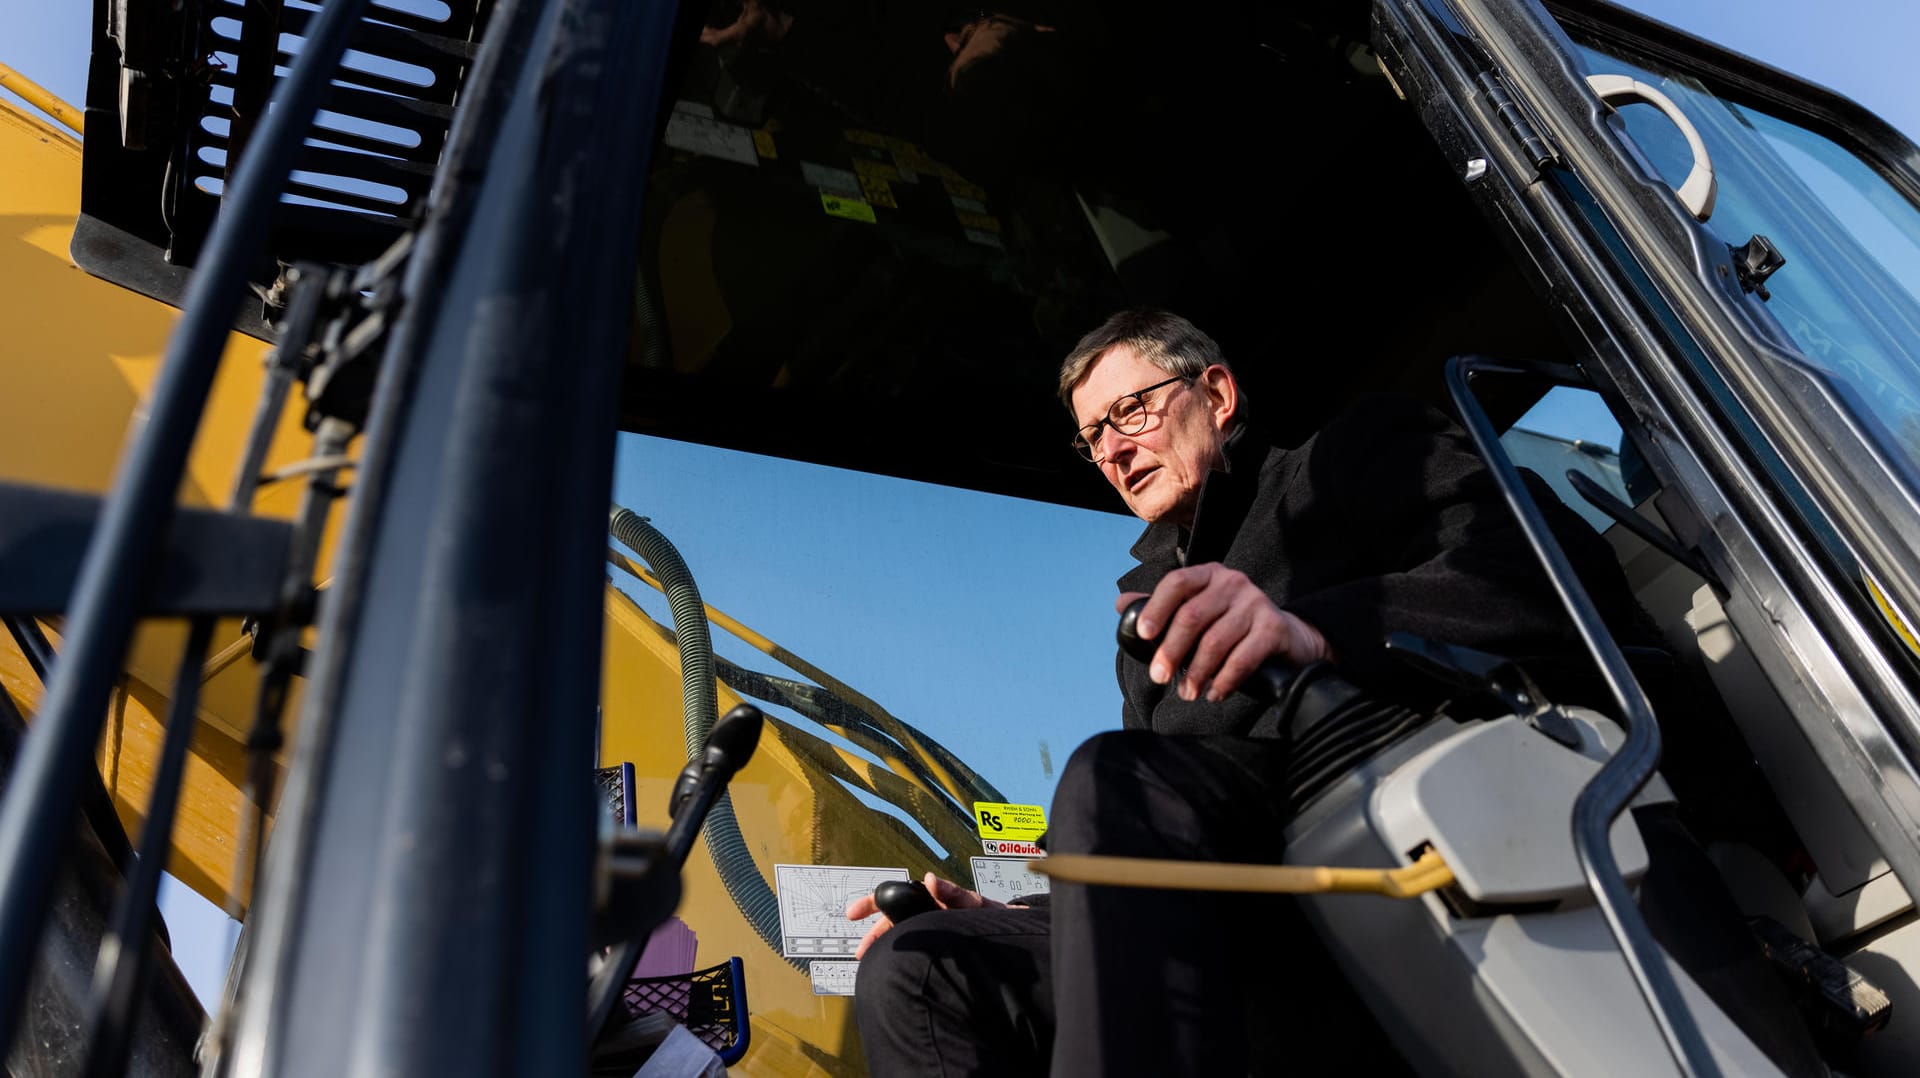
[1476,70,1558,172]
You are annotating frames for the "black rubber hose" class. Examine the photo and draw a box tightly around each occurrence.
[608,509,794,969]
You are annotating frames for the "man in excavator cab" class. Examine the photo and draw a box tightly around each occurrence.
[844,310,1819,1076]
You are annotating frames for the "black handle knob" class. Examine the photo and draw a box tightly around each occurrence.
[1116,597,1157,666]
[873,879,939,923]
[1116,597,1298,704]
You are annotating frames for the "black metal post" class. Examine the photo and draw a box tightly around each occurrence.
[79,618,215,1078]
[1,618,55,684]
[0,0,371,1052]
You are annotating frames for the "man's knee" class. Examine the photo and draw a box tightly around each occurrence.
[1050,730,1285,861]
[855,916,941,1006]
[1049,730,1174,856]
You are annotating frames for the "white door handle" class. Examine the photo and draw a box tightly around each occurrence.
[1586,73,1717,221]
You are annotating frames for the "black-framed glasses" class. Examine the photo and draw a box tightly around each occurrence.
[1071,376,1191,462]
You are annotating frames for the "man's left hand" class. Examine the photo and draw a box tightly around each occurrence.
[1120,563,1331,702]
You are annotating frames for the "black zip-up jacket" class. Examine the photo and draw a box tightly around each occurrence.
[1115,395,1652,735]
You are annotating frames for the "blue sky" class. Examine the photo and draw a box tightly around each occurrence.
[6,0,1918,1016]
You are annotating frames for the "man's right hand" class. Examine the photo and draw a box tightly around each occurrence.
[846,872,1005,959]
[699,0,794,48]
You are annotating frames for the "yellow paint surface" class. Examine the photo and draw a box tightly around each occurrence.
[1,97,335,911]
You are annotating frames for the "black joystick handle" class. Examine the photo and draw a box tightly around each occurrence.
[873,879,939,923]
[1116,597,1298,704]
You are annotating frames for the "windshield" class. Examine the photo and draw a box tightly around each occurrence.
[609,432,1135,811]
[1568,37,1920,487]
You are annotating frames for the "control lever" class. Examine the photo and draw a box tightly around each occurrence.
[1384,633,1581,748]
[664,704,764,862]
[1116,598,1298,704]
[590,704,764,1044]
[873,879,939,924]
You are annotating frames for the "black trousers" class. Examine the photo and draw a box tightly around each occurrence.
[854,730,1395,1077]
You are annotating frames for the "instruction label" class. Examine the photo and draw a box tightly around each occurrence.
[971,857,1052,904]
[973,801,1047,842]
[774,864,908,959]
[662,101,758,167]
[810,960,861,996]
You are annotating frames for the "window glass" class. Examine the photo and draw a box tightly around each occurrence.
[1569,39,1920,483]
[606,431,1136,849]
[1504,385,1651,531]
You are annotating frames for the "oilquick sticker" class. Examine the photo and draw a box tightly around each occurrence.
[948,195,988,216]
[820,192,876,223]
[974,801,1046,841]
[980,838,1044,857]
[963,228,1004,250]
[971,857,1052,904]
[662,101,758,167]
[751,129,777,159]
[800,162,862,198]
[775,864,908,958]
[810,960,861,996]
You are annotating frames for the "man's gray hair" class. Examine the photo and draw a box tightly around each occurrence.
[1057,309,1230,412]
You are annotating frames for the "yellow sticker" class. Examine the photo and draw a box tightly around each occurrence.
[844,128,888,148]
[820,191,876,223]
[974,801,1047,842]
[955,211,1001,234]
[853,158,899,182]
[859,175,897,209]
[752,129,777,159]
[943,176,988,202]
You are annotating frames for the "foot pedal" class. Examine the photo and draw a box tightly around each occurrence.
[1749,915,1892,1041]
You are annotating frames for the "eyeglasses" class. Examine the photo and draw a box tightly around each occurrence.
[1071,376,1191,462]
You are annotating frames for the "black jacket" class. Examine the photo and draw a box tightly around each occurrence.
[1116,395,1651,735]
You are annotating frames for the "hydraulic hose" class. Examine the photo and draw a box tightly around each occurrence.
[608,509,796,969]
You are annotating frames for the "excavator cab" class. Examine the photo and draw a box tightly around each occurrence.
[5,0,1920,1073]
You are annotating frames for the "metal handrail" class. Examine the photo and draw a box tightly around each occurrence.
[0,62,83,136]
[1445,355,1717,1078]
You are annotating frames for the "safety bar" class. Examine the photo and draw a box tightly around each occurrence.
[1444,355,1716,1078]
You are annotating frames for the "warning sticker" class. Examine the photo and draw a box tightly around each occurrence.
[820,192,877,223]
[981,839,1044,858]
[859,175,897,209]
[971,857,1052,904]
[810,960,861,996]
[974,801,1046,840]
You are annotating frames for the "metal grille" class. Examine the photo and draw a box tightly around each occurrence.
[184,0,487,265]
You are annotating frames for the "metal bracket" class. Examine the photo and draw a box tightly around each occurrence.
[1730,234,1786,300]
[303,233,414,432]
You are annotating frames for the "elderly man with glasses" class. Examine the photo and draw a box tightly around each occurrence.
[848,309,1652,1076]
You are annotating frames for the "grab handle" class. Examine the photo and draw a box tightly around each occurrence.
[1587,73,1717,221]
